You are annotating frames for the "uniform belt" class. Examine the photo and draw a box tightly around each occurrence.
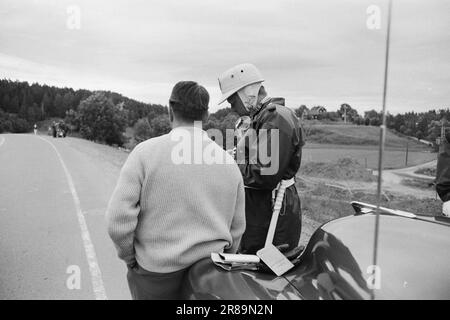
[272,178,295,203]
[244,177,296,192]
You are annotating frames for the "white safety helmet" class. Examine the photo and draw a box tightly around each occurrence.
[218,63,264,104]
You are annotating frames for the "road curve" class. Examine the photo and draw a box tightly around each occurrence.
[0,134,130,300]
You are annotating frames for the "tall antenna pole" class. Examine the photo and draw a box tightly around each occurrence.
[372,0,393,300]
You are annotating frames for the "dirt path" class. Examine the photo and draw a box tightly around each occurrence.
[299,160,437,199]
[373,160,436,198]
[381,160,436,180]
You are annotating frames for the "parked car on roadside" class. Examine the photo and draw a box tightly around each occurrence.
[48,121,68,138]
[181,202,450,300]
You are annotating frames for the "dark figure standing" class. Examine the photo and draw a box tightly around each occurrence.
[51,122,57,138]
[437,129,450,217]
[218,63,304,254]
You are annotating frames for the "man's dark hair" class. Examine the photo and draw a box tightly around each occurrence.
[169,81,209,121]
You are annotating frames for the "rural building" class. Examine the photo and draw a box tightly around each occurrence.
[307,106,327,119]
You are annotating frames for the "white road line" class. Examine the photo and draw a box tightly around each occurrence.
[0,136,5,147]
[36,136,107,300]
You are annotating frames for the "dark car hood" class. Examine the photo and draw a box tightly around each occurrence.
[286,214,450,299]
[181,256,302,300]
[183,214,450,300]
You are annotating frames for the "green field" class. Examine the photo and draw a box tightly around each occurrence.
[304,124,430,150]
[303,144,436,169]
[89,122,437,170]
[302,124,435,169]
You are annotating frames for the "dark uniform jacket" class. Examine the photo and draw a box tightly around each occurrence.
[437,131,450,202]
[236,97,305,254]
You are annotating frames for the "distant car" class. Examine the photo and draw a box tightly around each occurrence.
[57,128,66,138]
[181,202,450,300]
[52,122,68,138]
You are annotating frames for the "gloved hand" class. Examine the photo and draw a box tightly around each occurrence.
[275,244,290,253]
[443,201,450,217]
[235,116,251,142]
[127,260,137,269]
[226,147,236,158]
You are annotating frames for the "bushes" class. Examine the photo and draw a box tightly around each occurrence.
[69,92,171,147]
[0,109,31,133]
[134,118,152,143]
[11,117,30,133]
[149,114,171,137]
[133,114,171,144]
[77,92,128,146]
[65,109,81,132]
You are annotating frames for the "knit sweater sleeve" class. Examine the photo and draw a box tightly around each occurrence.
[106,146,144,265]
[224,178,246,253]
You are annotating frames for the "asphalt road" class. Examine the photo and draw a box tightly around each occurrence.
[0,134,130,300]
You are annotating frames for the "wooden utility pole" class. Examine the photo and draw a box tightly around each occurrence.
[405,141,409,166]
[441,117,447,152]
[344,107,347,124]
[442,118,446,140]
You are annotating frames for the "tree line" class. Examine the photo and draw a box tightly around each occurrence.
[0,79,240,147]
[0,79,168,146]
[1,79,448,149]
[294,104,450,145]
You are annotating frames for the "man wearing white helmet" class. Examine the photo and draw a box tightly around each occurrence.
[218,63,305,254]
[437,128,450,217]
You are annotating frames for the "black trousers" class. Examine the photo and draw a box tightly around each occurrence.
[239,185,302,254]
[437,133,450,202]
[127,262,189,300]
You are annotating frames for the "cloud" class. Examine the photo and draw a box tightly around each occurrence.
[0,0,449,114]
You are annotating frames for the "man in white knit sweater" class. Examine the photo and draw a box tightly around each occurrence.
[106,81,246,300]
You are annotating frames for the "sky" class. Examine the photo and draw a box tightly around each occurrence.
[0,0,449,115]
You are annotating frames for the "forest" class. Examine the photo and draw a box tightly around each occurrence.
[1,79,448,148]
